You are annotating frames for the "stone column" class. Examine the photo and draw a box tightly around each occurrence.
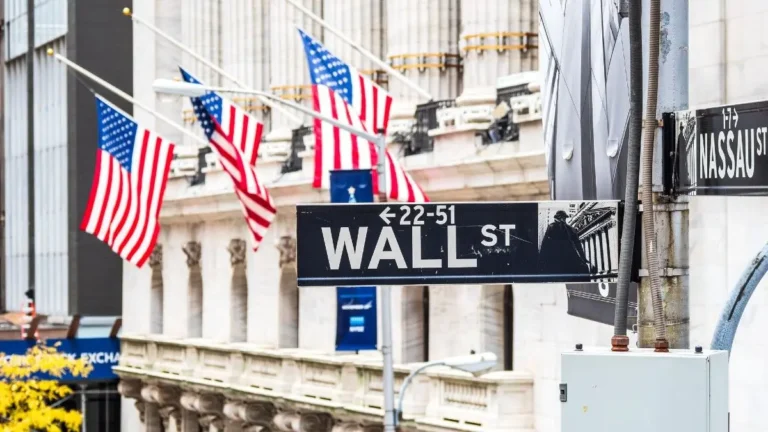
[149,245,164,334]
[265,0,323,157]
[228,239,248,343]
[457,0,538,106]
[199,414,226,432]
[247,213,298,347]
[428,285,504,368]
[183,240,204,338]
[181,409,201,432]
[142,384,182,432]
[118,379,147,430]
[323,0,387,87]
[159,405,182,431]
[386,0,461,132]
[141,386,164,432]
[221,0,271,129]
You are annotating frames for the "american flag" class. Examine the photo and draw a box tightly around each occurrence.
[81,95,175,267]
[298,29,428,203]
[180,67,276,249]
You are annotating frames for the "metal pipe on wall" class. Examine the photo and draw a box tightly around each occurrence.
[611,0,643,351]
[25,0,35,304]
[637,0,689,350]
[0,0,6,313]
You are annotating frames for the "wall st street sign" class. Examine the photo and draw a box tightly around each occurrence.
[296,201,624,287]
[667,101,768,196]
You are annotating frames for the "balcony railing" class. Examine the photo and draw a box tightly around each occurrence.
[116,334,535,431]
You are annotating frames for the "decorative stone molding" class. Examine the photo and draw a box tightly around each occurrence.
[224,400,278,426]
[298,412,335,432]
[116,335,537,431]
[228,238,247,266]
[134,400,146,424]
[277,235,296,268]
[149,244,163,268]
[199,413,225,430]
[180,391,224,415]
[117,379,143,399]
[158,405,181,430]
[274,412,300,432]
[141,384,180,406]
[182,241,202,267]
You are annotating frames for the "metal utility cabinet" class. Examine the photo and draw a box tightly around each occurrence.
[560,347,729,432]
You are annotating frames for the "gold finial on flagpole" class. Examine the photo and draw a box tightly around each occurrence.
[122,7,132,16]
[46,48,53,56]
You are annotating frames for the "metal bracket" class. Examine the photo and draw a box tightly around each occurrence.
[619,0,629,17]
[638,267,689,277]
[559,383,568,402]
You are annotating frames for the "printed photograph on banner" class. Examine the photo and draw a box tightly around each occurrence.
[674,109,698,195]
[566,282,638,328]
[536,201,619,282]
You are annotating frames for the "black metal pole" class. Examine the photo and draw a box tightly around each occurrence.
[26,0,35,303]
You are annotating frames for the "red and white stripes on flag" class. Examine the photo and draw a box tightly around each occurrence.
[81,96,175,267]
[299,29,428,203]
[180,67,276,249]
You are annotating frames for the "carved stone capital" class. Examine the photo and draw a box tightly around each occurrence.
[228,238,247,266]
[149,244,163,268]
[274,412,300,432]
[141,384,180,406]
[134,400,146,424]
[117,379,143,399]
[198,413,224,429]
[180,392,223,415]
[158,405,181,430]
[298,412,335,432]
[223,400,245,421]
[277,235,296,268]
[182,241,202,267]
[223,400,277,425]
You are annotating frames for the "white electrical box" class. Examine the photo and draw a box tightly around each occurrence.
[560,347,729,432]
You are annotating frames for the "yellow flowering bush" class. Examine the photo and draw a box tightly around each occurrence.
[0,342,93,432]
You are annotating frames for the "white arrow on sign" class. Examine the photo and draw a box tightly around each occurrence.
[380,206,395,225]
[733,106,739,128]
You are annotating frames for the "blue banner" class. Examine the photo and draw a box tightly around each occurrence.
[330,169,378,351]
[336,286,378,351]
[0,337,120,382]
[330,169,374,204]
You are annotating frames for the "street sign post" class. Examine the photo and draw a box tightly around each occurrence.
[666,100,768,196]
[297,200,624,287]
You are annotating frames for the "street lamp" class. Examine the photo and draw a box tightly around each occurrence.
[395,352,497,426]
[151,79,381,143]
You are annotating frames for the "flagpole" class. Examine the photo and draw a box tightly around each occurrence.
[372,127,396,432]
[152,80,381,143]
[121,7,304,127]
[284,0,433,101]
[47,49,210,148]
